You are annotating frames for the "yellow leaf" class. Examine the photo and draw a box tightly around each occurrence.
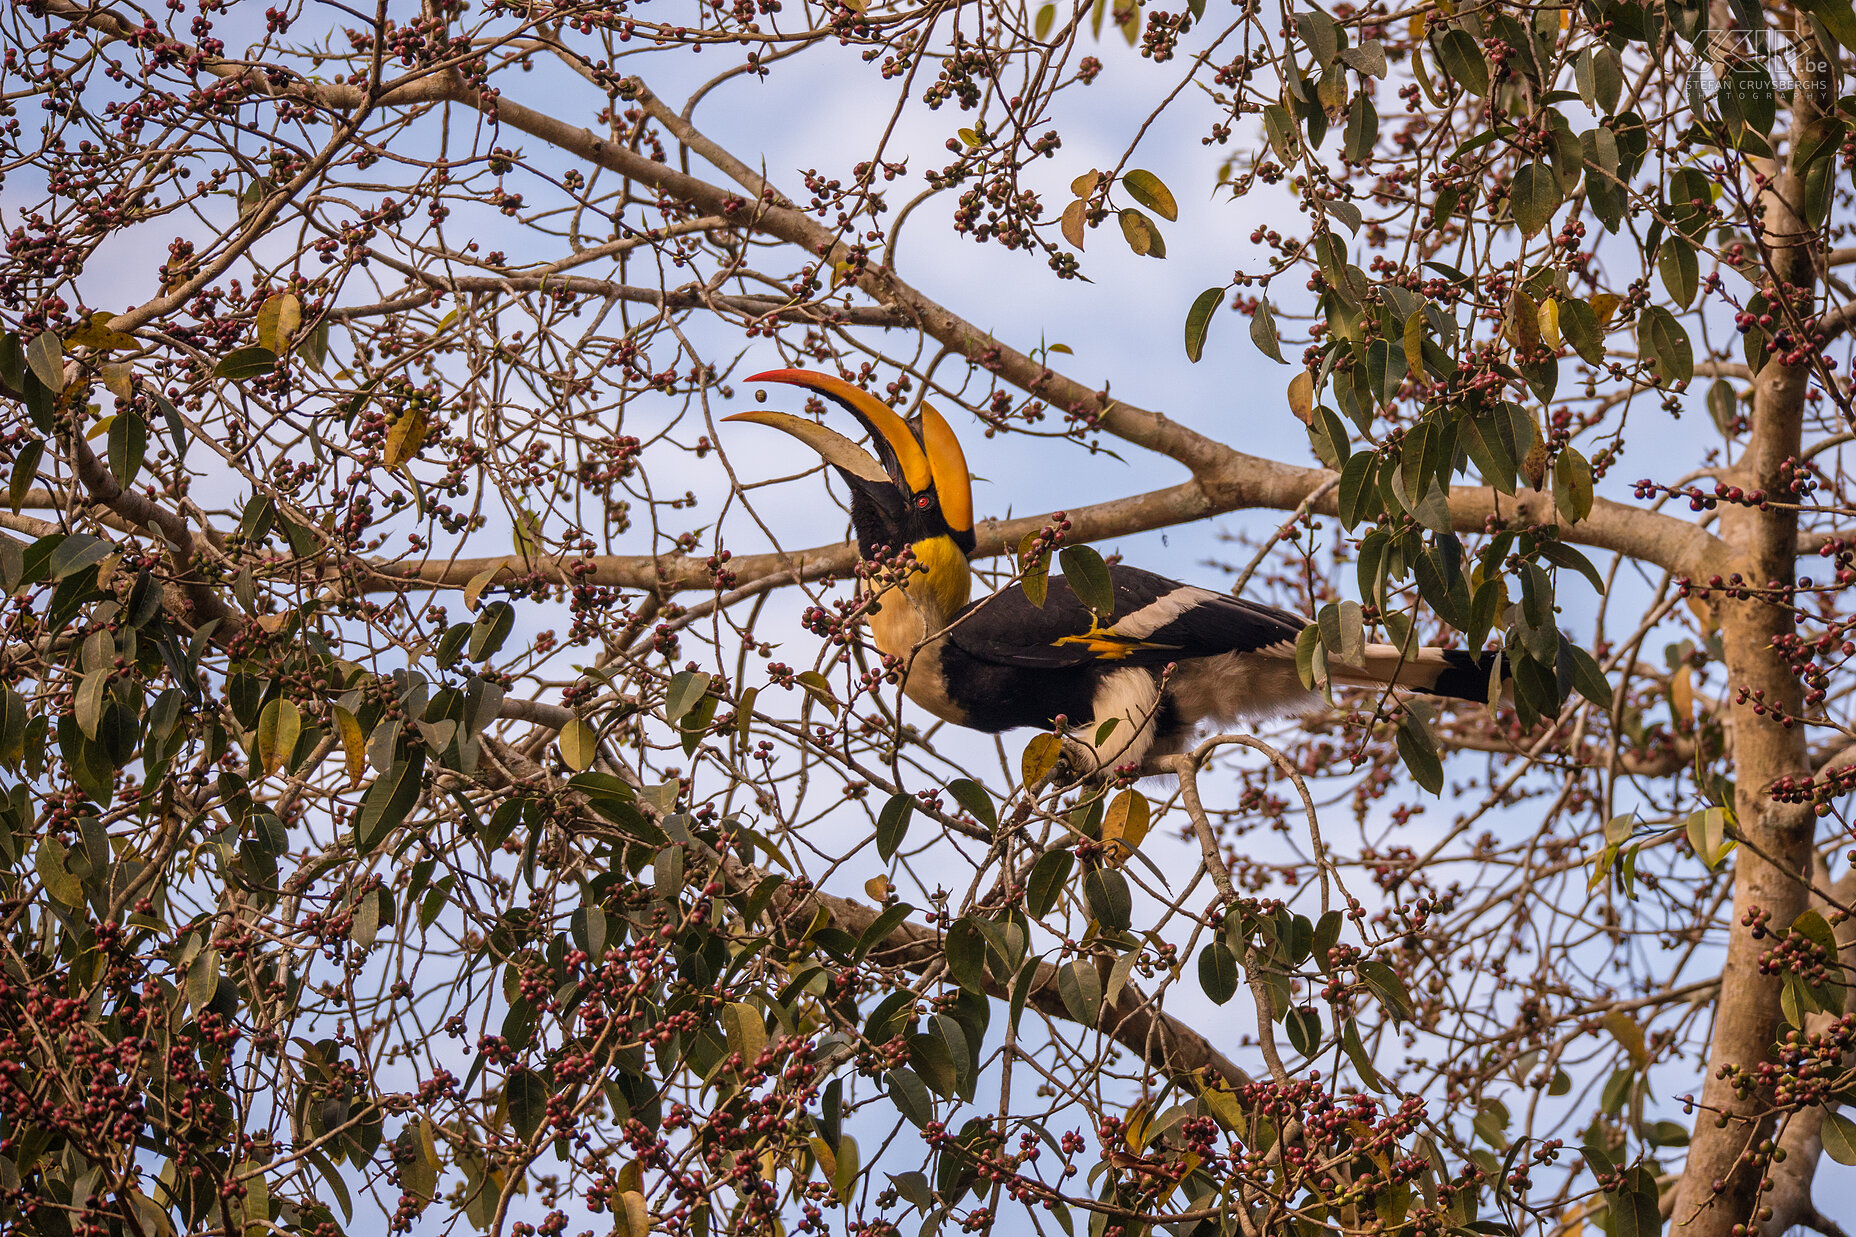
[1408,11,1427,38]
[36,837,83,906]
[333,706,366,786]
[1118,208,1166,258]
[613,1191,649,1237]
[68,311,137,351]
[1522,433,1549,492]
[1591,292,1623,328]
[724,1001,768,1063]
[100,363,134,402]
[1021,732,1063,786]
[1601,1010,1648,1068]
[1123,169,1178,222]
[382,406,430,469]
[1670,665,1695,726]
[255,292,302,354]
[560,718,598,771]
[1124,1097,1153,1151]
[463,562,503,611]
[864,874,892,902]
[1538,297,1562,350]
[255,697,301,779]
[1287,370,1315,425]
[1070,169,1101,197]
[1504,290,1540,352]
[809,1136,838,1183]
[1101,789,1151,863]
[1060,199,1087,251]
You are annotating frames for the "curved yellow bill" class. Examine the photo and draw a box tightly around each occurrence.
[746,368,933,495]
[721,411,888,484]
[916,402,972,533]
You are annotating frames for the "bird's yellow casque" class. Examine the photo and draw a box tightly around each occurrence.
[730,369,1499,776]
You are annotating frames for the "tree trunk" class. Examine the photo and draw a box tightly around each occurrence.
[1672,46,1825,1232]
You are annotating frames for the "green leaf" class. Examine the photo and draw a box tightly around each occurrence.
[1823,1111,1856,1165]
[504,1070,548,1141]
[1295,622,1324,691]
[1082,868,1131,931]
[1685,806,1726,869]
[946,778,996,831]
[1801,0,1856,52]
[1018,531,1050,607]
[1122,170,1177,222]
[74,670,109,741]
[1034,3,1056,38]
[1296,8,1338,65]
[1658,237,1699,309]
[1576,45,1623,114]
[1263,103,1299,161]
[1026,848,1073,918]
[1510,163,1562,238]
[1313,910,1343,971]
[8,437,42,513]
[1343,94,1378,162]
[1250,298,1288,363]
[1396,713,1444,795]
[1198,941,1239,1004]
[355,752,426,853]
[945,917,987,990]
[50,533,112,581]
[1058,545,1115,615]
[1184,287,1223,363]
[1337,451,1377,528]
[1431,28,1489,96]
[1358,958,1416,1023]
[1565,644,1611,710]
[213,345,278,382]
[1337,40,1386,77]
[1284,1005,1322,1057]
[664,669,712,723]
[1552,448,1594,523]
[108,411,147,488]
[560,718,598,772]
[876,791,914,861]
[1559,297,1605,365]
[1342,1019,1386,1090]
[885,1068,935,1128]
[1602,1164,1663,1237]
[469,601,515,660]
[1707,378,1739,436]
[1639,306,1694,387]
[1057,958,1102,1026]
[1794,908,1840,988]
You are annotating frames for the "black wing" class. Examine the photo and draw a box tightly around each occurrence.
[946,564,1306,669]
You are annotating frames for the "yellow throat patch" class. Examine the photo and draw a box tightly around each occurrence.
[864,535,972,658]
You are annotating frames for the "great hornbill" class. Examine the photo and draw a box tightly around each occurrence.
[729,369,1497,777]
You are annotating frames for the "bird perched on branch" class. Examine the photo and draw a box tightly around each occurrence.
[730,369,1499,778]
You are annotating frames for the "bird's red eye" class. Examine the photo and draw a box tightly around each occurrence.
[915,494,933,509]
